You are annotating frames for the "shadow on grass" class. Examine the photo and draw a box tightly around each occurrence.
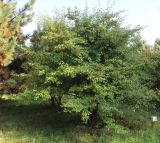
[0,99,96,142]
[0,99,159,143]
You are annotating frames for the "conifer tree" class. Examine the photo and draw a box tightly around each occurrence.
[0,0,35,93]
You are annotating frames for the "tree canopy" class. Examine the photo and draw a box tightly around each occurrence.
[22,9,156,129]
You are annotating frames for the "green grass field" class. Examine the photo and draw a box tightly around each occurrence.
[0,95,159,143]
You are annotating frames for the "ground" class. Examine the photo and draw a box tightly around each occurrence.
[0,95,159,143]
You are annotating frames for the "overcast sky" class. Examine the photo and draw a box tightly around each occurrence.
[18,0,160,45]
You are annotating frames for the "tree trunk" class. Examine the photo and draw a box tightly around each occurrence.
[50,96,62,111]
[88,103,99,128]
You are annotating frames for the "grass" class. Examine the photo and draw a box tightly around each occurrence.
[0,96,98,143]
[0,95,159,143]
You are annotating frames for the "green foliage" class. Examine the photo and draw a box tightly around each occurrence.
[24,8,154,129]
[136,49,160,111]
[0,0,35,67]
[0,0,35,94]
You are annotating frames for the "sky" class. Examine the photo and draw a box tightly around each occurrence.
[18,0,160,45]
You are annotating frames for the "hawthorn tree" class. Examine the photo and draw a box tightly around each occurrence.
[26,9,153,129]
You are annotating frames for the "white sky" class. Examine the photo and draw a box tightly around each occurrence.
[18,0,160,45]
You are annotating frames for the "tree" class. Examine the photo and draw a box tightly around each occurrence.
[136,48,160,112]
[154,38,160,50]
[0,0,35,94]
[26,9,153,129]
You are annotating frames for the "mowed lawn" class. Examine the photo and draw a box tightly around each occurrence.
[0,96,159,143]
